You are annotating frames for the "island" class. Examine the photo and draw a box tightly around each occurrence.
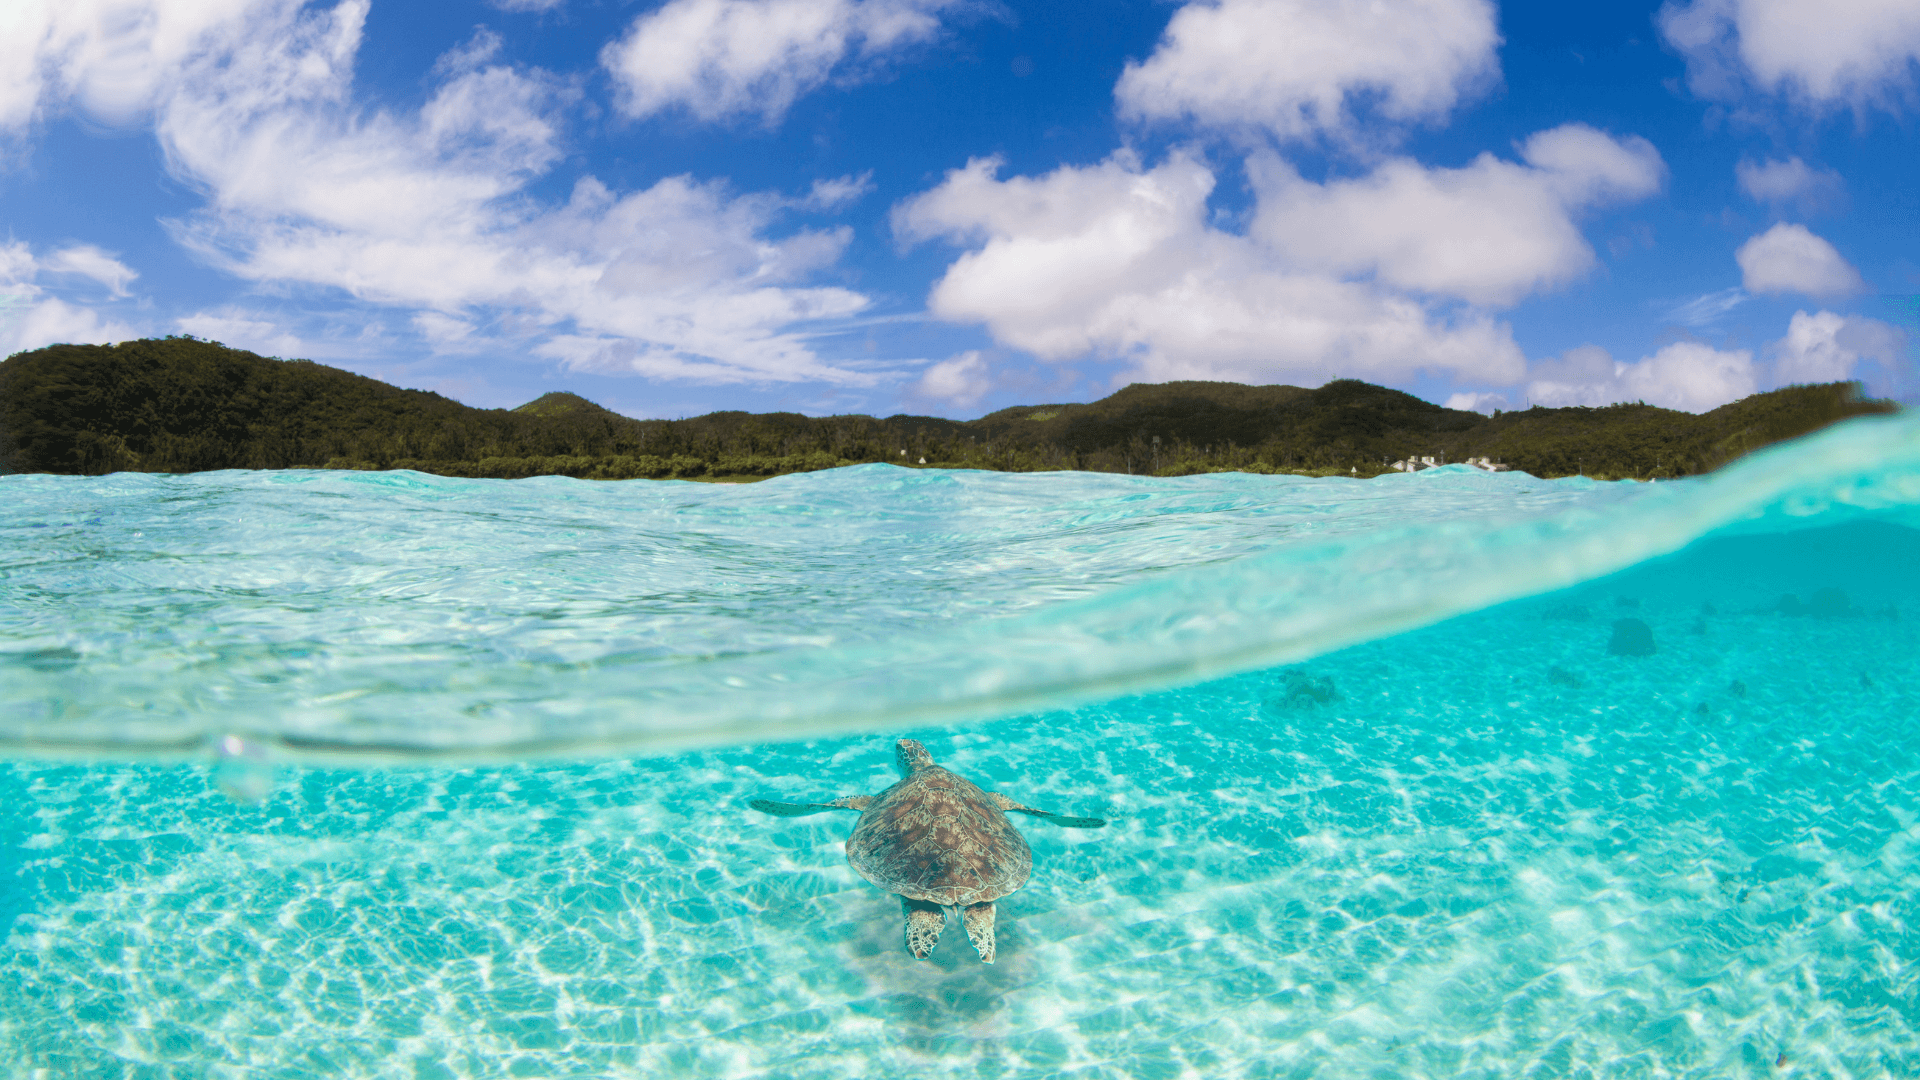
[0,337,1896,481]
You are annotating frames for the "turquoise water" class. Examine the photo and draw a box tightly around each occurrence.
[3,415,1918,1077]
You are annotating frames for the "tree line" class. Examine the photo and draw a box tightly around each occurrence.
[0,337,1896,481]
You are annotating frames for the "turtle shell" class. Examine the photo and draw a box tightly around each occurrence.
[846,765,1033,906]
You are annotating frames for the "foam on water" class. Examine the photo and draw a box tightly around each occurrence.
[2,414,1918,1077]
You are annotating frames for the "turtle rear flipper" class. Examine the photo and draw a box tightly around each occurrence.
[963,901,997,964]
[749,795,872,817]
[903,897,944,959]
[989,792,1107,829]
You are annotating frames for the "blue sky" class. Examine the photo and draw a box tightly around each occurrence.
[2,0,1916,420]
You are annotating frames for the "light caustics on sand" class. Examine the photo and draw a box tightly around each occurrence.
[2,413,1917,762]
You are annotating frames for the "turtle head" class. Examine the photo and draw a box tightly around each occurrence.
[895,739,935,775]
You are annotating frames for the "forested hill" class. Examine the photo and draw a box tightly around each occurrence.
[0,337,1897,481]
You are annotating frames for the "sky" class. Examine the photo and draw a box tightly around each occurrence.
[1,0,1917,421]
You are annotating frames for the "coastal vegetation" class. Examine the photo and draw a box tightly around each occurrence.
[0,337,1897,481]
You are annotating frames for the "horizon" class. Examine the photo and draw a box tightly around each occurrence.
[2,0,1918,422]
[73,338,1862,423]
[417,363,1889,423]
[16,337,1877,439]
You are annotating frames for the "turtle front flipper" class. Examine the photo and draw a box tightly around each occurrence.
[748,795,873,817]
[989,792,1107,829]
[963,902,997,964]
[903,897,944,959]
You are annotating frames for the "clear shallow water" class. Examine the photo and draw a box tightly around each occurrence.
[5,414,1917,758]
[2,415,1918,1077]
[0,453,1646,759]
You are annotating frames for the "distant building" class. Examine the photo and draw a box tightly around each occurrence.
[1389,455,1510,473]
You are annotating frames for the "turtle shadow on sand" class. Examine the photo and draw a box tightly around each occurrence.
[750,739,1106,964]
[838,948,1027,1059]
[838,910,1026,1036]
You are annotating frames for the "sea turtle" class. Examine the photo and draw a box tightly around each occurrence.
[749,739,1106,963]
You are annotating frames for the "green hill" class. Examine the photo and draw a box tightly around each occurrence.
[0,336,1897,480]
[511,391,627,421]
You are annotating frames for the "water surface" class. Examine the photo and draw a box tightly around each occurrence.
[2,415,1917,1077]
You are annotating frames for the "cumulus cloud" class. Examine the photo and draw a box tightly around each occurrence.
[1659,0,1920,108]
[175,310,307,357]
[1522,311,1903,412]
[42,245,138,296]
[0,297,137,358]
[0,240,140,356]
[0,0,281,136]
[1735,156,1845,213]
[1444,391,1509,414]
[803,171,875,210]
[1115,0,1501,143]
[1249,124,1665,306]
[913,350,992,408]
[115,1,879,385]
[1735,223,1866,298]
[1,0,882,384]
[0,243,32,284]
[894,150,1527,387]
[414,310,480,351]
[893,127,1665,386]
[1769,309,1906,383]
[1525,341,1758,413]
[602,0,961,125]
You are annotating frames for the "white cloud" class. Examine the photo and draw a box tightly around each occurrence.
[1517,125,1670,204]
[1735,156,1844,212]
[913,350,992,408]
[1523,310,1903,413]
[894,151,1526,387]
[413,310,479,351]
[0,243,34,284]
[120,0,879,385]
[1770,309,1906,383]
[1444,391,1508,414]
[174,310,306,357]
[1735,223,1865,298]
[0,240,140,356]
[1249,124,1664,306]
[0,0,879,385]
[431,26,504,76]
[1666,287,1747,327]
[1659,0,1920,108]
[803,171,875,210]
[1115,0,1501,142]
[891,126,1662,387]
[0,0,282,135]
[43,245,138,296]
[1525,341,1758,413]
[602,0,960,125]
[0,296,137,357]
